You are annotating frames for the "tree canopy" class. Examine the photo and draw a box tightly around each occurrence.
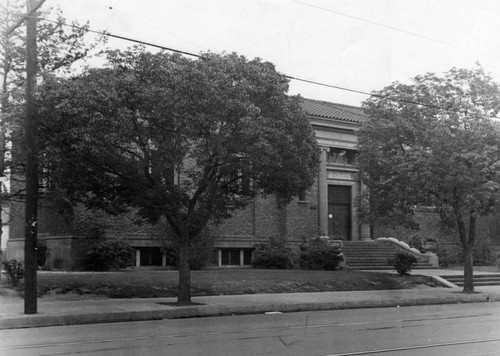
[39,49,319,303]
[358,66,500,292]
[1,1,99,197]
[0,1,99,278]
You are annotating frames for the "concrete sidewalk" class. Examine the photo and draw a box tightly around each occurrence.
[1,283,500,330]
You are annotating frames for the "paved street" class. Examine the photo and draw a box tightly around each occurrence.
[1,302,499,355]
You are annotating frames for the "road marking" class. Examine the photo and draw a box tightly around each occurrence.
[325,337,500,355]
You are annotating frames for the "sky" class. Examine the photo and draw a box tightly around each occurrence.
[46,0,500,107]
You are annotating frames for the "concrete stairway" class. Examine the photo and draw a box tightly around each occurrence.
[440,274,500,287]
[341,240,434,270]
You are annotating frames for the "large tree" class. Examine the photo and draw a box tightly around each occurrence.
[359,66,500,293]
[39,49,319,304]
[0,0,99,257]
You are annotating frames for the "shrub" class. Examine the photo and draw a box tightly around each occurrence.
[2,260,24,287]
[437,241,495,267]
[472,241,496,266]
[408,234,424,252]
[300,237,343,270]
[164,247,177,266]
[436,244,460,268]
[187,241,214,270]
[81,240,135,271]
[252,239,293,269]
[389,252,418,275]
[162,235,215,270]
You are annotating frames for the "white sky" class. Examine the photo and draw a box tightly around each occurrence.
[47,0,500,107]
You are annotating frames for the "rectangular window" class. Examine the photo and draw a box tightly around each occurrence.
[220,249,253,266]
[139,247,163,266]
[221,249,240,265]
[328,148,358,166]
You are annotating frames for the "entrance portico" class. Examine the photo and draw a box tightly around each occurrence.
[305,98,370,241]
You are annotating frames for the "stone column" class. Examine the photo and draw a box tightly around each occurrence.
[135,249,141,268]
[318,147,329,235]
[162,251,167,267]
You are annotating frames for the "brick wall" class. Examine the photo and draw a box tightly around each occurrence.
[285,179,320,243]
[211,179,320,248]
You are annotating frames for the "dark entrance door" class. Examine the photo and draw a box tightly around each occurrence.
[327,185,351,240]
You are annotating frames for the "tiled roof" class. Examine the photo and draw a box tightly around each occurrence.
[301,98,367,124]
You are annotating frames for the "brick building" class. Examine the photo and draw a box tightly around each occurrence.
[211,99,370,267]
[5,98,370,268]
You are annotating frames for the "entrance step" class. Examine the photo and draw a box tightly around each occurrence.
[440,274,500,287]
[342,241,433,270]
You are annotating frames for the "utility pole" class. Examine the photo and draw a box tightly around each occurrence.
[3,1,45,313]
[23,0,43,315]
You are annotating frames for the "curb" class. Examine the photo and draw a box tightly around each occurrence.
[0,310,164,329]
[1,292,497,330]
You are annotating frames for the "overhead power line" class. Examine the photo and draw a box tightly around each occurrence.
[283,75,449,111]
[35,16,200,58]
[25,15,500,120]
[291,0,470,52]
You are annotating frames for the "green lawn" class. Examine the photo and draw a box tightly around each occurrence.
[5,268,445,300]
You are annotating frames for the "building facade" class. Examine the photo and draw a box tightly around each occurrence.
[5,98,371,269]
[210,99,370,267]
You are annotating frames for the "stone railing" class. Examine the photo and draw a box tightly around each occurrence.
[376,237,439,267]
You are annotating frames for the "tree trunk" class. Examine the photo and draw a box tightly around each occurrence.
[457,214,475,293]
[463,242,474,293]
[177,237,192,305]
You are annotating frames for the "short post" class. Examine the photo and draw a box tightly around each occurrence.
[135,249,140,268]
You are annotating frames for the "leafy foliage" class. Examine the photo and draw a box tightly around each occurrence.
[408,234,424,252]
[81,240,135,271]
[40,49,319,221]
[437,240,496,267]
[471,240,496,266]
[185,239,216,270]
[359,66,500,292]
[39,49,319,302]
[2,260,24,287]
[300,237,343,270]
[1,2,99,147]
[251,239,293,269]
[388,253,418,276]
[0,2,101,271]
[163,235,216,270]
[1,2,99,88]
[435,243,462,268]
